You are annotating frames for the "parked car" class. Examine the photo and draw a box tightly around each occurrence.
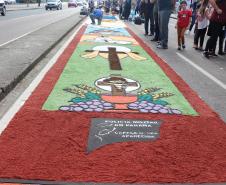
[68,0,77,8]
[4,0,15,4]
[0,0,6,16]
[45,0,62,10]
[75,0,84,6]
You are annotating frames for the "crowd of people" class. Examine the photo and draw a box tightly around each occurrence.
[87,0,226,58]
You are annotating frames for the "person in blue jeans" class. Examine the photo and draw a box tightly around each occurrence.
[157,0,176,49]
[90,7,103,25]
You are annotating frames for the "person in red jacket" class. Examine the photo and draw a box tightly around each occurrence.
[176,1,192,50]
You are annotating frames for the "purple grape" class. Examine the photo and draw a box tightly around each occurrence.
[104,106,113,110]
[90,105,98,109]
[150,110,158,114]
[159,108,169,114]
[140,103,147,107]
[103,102,112,107]
[70,104,79,107]
[148,103,154,107]
[92,99,99,102]
[59,106,70,111]
[140,109,149,113]
[145,106,152,110]
[86,101,93,105]
[73,107,83,111]
[153,106,161,111]
[128,106,139,110]
[77,102,85,105]
[129,103,138,107]
[171,109,182,114]
[84,108,93,112]
[94,108,103,112]
[93,101,102,106]
[98,104,104,108]
[80,104,89,109]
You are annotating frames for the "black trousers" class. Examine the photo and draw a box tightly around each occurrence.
[205,21,223,52]
[144,10,154,35]
[194,27,207,48]
[154,11,160,40]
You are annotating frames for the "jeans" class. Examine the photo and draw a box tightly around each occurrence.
[154,10,160,40]
[90,13,102,25]
[159,10,171,47]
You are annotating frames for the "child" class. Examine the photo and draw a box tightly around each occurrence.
[193,0,210,51]
[176,1,192,50]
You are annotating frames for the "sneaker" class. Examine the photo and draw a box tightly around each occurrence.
[177,46,181,50]
[182,44,186,49]
[157,45,168,49]
[203,51,209,59]
[209,52,218,57]
[151,38,158,42]
[218,51,225,55]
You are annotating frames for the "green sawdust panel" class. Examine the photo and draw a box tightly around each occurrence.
[42,41,197,115]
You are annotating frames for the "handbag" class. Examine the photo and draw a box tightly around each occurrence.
[134,15,144,25]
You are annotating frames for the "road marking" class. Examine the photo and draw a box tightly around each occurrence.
[176,52,226,90]
[0,19,85,135]
[0,29,39,47]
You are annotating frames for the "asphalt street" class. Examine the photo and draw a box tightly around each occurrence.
[0,3,81,46]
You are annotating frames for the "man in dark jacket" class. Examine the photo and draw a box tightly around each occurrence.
[140,0,154,36]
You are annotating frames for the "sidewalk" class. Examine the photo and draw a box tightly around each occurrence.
[6,3,45,11]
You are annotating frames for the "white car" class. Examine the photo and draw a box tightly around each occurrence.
[0,0,6,16]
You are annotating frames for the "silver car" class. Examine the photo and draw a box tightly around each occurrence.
[45,0,62,10]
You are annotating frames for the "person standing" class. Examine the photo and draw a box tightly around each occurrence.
[157,0,176,49]
[140,0,154,35]
[193,0,210,50]
[151,0,160,41]
[203,0,226,58]
[123,0,132,20]
[188,0,199,33]
[135,0,141,14]
[176,1,192,50]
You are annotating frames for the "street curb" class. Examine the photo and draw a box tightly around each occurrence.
[0,15,86,102]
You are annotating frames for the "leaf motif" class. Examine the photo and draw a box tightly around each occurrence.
[153,99,169,106]
[127,52,146,61]
[81,50,99,59]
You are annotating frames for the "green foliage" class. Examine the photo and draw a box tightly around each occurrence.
[85,92,101,100]
[153,99,169,106]
[70,97,87,103]
[138,94,153,102]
